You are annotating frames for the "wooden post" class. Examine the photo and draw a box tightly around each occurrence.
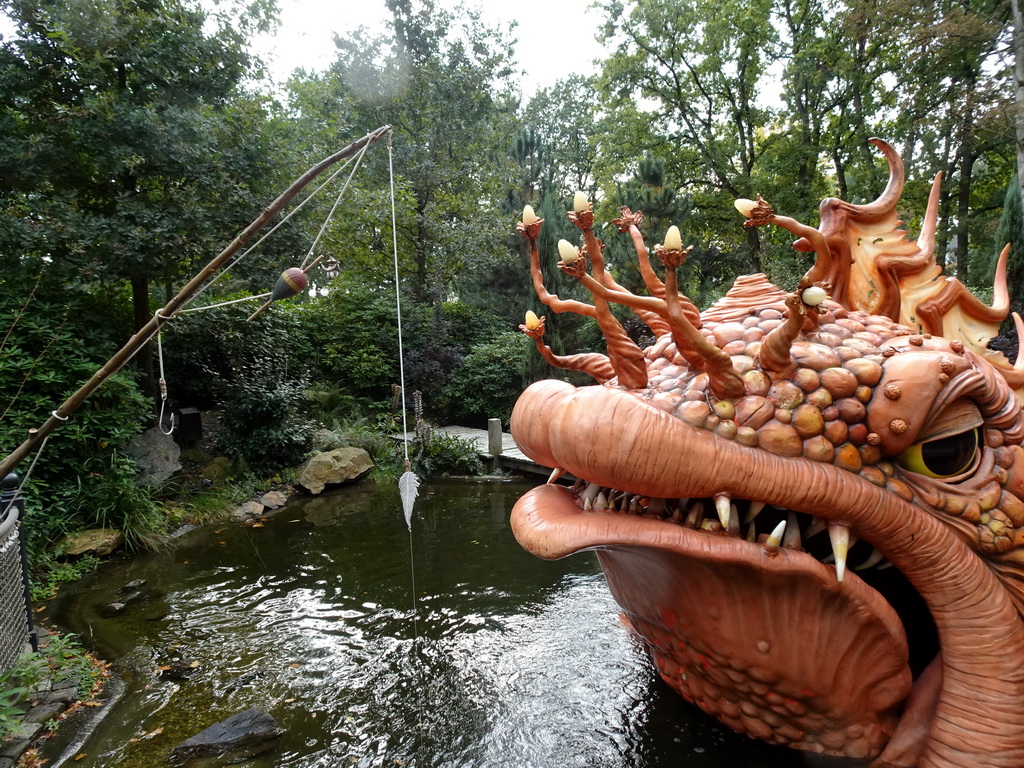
[487,419,503,472]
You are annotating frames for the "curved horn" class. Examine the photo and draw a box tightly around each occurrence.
[840,139,904,222]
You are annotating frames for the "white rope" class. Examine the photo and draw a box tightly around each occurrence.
[155,323,175,435]
[301,137,373,271]
[177,293,272,313]
[389,140,410,467]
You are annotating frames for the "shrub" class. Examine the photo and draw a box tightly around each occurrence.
[0,280,153,553]
[411,430,483,478]
[218,375,314,476]
[442,332,530,427]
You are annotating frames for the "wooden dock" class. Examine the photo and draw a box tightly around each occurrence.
[394,423,550,477]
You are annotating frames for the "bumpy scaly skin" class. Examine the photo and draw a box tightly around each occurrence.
[511,143,1024,768]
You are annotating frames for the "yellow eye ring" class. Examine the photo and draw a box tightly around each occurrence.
[897,428,980,479]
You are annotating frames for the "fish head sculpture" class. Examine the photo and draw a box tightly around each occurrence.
[510,139,1024,768]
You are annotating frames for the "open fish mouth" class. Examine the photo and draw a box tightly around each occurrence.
[510,380,949,762]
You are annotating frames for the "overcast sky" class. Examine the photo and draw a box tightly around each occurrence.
[252,0,609,91]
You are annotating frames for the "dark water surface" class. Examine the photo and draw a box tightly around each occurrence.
[43,479,834,767]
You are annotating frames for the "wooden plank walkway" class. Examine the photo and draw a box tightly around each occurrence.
[393,425,551,477]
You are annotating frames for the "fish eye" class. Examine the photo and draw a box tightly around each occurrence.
[897,428,980,479]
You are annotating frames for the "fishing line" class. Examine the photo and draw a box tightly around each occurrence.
[300,137,373,272]
[185,149,364,309]
[388,133,426,745]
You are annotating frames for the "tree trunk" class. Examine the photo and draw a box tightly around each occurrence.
[132,274,156,400]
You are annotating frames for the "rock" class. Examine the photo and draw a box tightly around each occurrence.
[23,701,63,724]
[100,602,126,618]
[229,501,264,522]
[125,427,181,486]
[296,448,373,495]
[58,528,124,557]
[119,579,147,593]
[169,708,283,767]
[258,490,287,510]
[200,457,233,484]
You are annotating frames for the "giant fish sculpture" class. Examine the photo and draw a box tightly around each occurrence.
[509,139,1024,768]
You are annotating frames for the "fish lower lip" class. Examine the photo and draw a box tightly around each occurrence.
[512,484,918,759]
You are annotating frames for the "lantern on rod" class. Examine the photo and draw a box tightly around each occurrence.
[321,257,340,280]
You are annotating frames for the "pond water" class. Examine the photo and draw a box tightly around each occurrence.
[42,479,839,767]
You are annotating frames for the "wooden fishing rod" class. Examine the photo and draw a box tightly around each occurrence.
[0,125,393,480]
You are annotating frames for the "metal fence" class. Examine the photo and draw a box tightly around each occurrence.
[0,475,33,675]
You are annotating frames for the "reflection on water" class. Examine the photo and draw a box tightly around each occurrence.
[44,479,823,767]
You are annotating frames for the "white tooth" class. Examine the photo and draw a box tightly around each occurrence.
[855,548,885,571]
[877,560,894,570]
[547,468,566,484]
[829,524,851,582]
[745,500,767,524]
[714,494,731,529]
[595,491,609,510]
[700,518,722,532]
[805,518,827,539]
[629,497,640,513]
[745,522,757,542]
[764,520,786,552]
[782,512,802,550]
[728,503,740,536]
[583,497,593,511]
[685,503,703,528]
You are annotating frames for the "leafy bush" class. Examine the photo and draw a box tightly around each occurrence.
[0,279,154,553]
[30,555,101,603]
[218,375,314,475]
[161,294,318,409]
[442,332,530,427]
[411,431,482,477]
[0,632,105,740]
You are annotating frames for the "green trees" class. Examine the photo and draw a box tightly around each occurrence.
[590,0,1018,298]
[0,0,289,391]
[0,0,1021,557]
[289,0,519,305]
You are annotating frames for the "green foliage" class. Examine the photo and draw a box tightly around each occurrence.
[287,0,519,304]
[442,332,530,427]
[219,377,314,476]
[0,0,290,295]
[984,176,1024,334]
[0,280,157,552]
[411,431,483,478]
[0,632,103,740]
[0,652,44,738]
[30,555,100,604]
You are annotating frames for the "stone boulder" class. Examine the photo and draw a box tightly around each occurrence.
[229,501,264,523]
[296,447,373,495]
[168,708,283,766]
[125,427,181,486]
[58,528,124,557]
[258,490,288,510]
